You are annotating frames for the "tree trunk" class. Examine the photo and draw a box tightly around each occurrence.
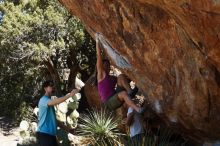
[67,66,79,92]
[43,57,62,96]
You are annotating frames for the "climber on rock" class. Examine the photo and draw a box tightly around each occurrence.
[95,33,144,113]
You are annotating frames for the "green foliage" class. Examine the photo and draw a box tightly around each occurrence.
[0,0,84,65]
[0,0,96,118]
[77,108,123,146]
[68,101,79,110]
[0,71,42,118]
[16,102,37,122]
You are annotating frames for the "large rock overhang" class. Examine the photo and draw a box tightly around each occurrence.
[59,0,220,141]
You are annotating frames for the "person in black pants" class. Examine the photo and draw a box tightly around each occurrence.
[37,80,78,146]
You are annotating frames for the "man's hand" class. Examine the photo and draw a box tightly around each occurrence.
[66,89,79,98]
[48,89,79,106]
[70,89,79,96]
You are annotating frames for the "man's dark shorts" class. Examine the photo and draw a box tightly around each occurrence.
[104,86,126,110]
[104,93,123,110]
[37,132,58,146]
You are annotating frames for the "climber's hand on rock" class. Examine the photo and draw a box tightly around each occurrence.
[95,33,100,43]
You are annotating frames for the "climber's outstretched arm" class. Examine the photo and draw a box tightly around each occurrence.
[96,34,105,82]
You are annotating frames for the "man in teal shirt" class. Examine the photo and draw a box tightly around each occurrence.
[37,80,78,146]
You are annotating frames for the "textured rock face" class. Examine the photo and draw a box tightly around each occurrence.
[59,0,220,141]
[83,74,101,108]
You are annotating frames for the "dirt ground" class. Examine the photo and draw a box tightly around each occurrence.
[0,116,86,146]
[0,116,20,146]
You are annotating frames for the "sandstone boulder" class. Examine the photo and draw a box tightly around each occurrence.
[59,0,220,141]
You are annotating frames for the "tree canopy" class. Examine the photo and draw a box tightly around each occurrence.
[0,0,96,118]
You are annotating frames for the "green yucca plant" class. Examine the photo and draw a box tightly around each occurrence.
[76,108,124,146]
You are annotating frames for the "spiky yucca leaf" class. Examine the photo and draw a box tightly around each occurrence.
[76,108,123,146]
